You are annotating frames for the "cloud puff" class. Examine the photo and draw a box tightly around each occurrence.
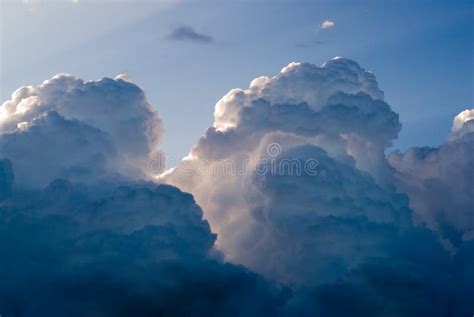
[320,20,335,30]
[167,25,214,44]
[166,58,473,315]
[451,108,474,136]
[0,74,163,187]
[389,108,474,248]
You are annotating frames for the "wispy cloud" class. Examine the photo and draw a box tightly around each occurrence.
[167,25,214,44]
[320,20,335,30]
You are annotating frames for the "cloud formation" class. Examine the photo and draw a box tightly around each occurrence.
[0,75,286,316]
[321,20,335,30]
[1,60,473,316]
[166,58,473,315]
[0,74,163,187]
[167,25,214,44]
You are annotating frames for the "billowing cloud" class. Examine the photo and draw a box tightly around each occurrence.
[0,75,286,316]
[167,25,214,44]
[168,58,400,250]
[320,20,335,30]
[0,74,163,187]
[1,62,473,316]
[389,108,474,248]
[166,58,473,315]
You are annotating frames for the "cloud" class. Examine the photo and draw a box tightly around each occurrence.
[0,76,287,316]
[320,20,335,30]
[0,159,13,200]
[166,58,404,266]
[389,108,474,248]
[167,25,214,44]
[165,58,473,315]
[1,62,473,316]
[114,73,132,82]
[0,163,287,316]
[451,108,474,135]
[0,74,163,187]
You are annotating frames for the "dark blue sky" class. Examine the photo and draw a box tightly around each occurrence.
[2,0,473,164]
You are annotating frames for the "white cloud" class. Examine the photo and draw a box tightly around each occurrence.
[114,73,132,82]
[167,58,401,265]
[451,108,474,133]
[320,20,335,30]
[0,73,163,187]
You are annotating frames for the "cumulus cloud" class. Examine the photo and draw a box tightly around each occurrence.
[320,20,335,30]
[166,58,402,261]
[167,25,214,44]
[389,108,474,248]
[1,62,473,316]
[166,58,473,315]
[0,76,286,316]
[0,74,163,187]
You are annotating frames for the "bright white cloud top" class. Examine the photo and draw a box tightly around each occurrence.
[451,108,474,134]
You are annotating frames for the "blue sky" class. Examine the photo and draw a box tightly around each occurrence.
[1,0,473,165]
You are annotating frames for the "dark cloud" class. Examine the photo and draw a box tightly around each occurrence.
[167,25,214,44]
[0,162,288,317]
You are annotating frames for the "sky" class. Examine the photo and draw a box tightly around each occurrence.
[1,0,473,166]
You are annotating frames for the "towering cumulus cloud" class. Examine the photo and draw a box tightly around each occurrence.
[0,75,285,316]
[166,58,473,315]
